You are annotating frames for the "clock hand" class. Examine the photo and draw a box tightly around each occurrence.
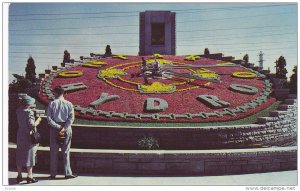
[161,63,238,70]
[162,69,220,82]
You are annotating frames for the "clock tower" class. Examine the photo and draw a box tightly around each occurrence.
[139,11,176,56]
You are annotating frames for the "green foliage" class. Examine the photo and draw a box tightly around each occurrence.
[25,56,36,83]
[290,65,297,94]
[279,79,289,89]
[9,78,32,93]
[275,56,288,79]
[12,74,24,80]
[137,136,159,150]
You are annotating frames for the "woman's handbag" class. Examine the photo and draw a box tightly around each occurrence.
[30,129,41,144]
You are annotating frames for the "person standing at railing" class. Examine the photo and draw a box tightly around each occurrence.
[16,94,42,184]
[47,86,77,179]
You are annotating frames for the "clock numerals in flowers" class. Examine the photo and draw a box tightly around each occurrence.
[232,71,257,79]
[58,70,83,78]
[229,84,258,95]
[82,60,107,68]
[61,82,87,93]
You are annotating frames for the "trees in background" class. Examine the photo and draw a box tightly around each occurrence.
[10,56,35,93]
[289,65,297,94]
[275,56,288,79]
[9,74,32,93]
[25,56,36,83]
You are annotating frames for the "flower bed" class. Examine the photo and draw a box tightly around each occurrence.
[38,55,276,123]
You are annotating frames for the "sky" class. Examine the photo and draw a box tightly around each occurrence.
[7,2,297,82]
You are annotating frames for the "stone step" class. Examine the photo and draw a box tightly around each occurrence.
[8,144,298,176]
[257,117,279,124]
[288,94,297,99]
[269,111,288,117]
[277,104,294,111]
[284,99,296,105]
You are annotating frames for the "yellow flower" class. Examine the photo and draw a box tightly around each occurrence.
[112,54,128,60]
[82,60,107,68]
[150,54,164,59]
[98,68,127,78]
[185,55,200,61]
[146,59,171,65]
[193,68,218,79]
[138,82,175,93]
[218,62,235,65]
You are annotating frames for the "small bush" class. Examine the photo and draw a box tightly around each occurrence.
[137,136,159,150]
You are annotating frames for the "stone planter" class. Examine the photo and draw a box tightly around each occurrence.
[232,60,243,65]
[221,56,234,62]
[248,63,255,68]
[206,53,223,59]
[39,73,45,78]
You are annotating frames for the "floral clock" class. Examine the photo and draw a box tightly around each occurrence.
[39,55,276,123]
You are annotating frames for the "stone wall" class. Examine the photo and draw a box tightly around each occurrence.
[9,97,297,150]
[255,98,297,146]
[44,98,298,150]
[8,145,296,175]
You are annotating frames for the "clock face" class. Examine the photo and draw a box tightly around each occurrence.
[39,55,276,123]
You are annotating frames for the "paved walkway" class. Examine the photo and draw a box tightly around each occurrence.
[7,170,297,186]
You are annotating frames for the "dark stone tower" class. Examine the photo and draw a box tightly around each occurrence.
[139,11,176,56]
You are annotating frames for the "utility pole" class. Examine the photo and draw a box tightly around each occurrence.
[258,51,264,70]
